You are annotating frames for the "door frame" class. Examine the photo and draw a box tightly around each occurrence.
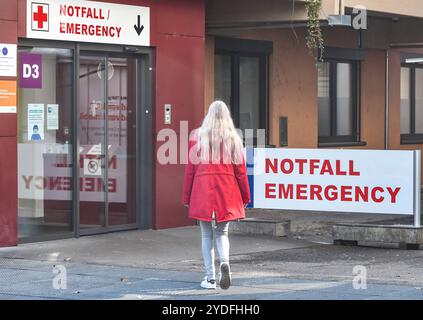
[215,37,272,146]
[17,39,154,240]
[77,43,154,237]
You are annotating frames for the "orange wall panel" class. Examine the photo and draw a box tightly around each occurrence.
[359,49,386,149]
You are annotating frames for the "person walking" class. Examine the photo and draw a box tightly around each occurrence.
[182,100,251,290]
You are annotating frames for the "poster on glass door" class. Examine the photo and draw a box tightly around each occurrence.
[47,104,59,130]
[28,104,44,141]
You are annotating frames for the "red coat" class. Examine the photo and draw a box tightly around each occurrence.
[182,135,251,223]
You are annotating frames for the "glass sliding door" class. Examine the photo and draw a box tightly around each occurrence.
[79,54,107,230]
[107,56,137,226]
[79,52,138,232]
[17,46,74,240]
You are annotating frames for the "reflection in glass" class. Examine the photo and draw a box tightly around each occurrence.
[318,61,354,137]
[336,63,353,136]
[400,67,411,134]
[239,56,260,132]
[79,55,137,228]
[17,47,74,239]
[79,55,107,229]
[107,57,137,226]
[415,68,423,133]
[214,54,231,107]
[317,62,331,137]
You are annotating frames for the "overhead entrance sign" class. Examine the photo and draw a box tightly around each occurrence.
[26,0,150,46]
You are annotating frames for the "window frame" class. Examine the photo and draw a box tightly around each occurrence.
[317,47,365,147]
[214,37,272,146]
[400,63,423,144]
[17,38,154,242]
[317,58,360,144]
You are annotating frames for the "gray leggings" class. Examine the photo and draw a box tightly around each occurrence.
[199,219,230,281]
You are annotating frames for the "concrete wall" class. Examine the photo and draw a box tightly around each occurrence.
[263,28,318,148]
[206,0,423,29]
[206,0,308,26]
[342,0,423,18]
[359,49,386,150]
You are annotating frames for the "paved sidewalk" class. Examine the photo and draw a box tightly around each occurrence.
[0,226,423,300]
[0,226,315,267]
[1,259,423,300]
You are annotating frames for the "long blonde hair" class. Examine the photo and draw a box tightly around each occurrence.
[197,100,244,164]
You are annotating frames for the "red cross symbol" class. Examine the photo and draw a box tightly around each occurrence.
[33,5,48,29]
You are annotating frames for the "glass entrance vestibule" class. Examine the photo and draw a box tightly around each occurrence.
[17,40,153,242]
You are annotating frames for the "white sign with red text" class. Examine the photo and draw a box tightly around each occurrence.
[252,148,416,215]
[26,0,150,46]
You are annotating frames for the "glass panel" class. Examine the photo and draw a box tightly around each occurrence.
[317,62,331,137]
[415,68,423,133]
[239,56,260,132]
[17,47,74,239]
[107,57,137,225]
[400,67,411,134]
[79,55,107,229]
[336,62,353,136]
[214,54,231,107]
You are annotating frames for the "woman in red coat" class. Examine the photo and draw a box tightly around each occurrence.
[182,100,251,290]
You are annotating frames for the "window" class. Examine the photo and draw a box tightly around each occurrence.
[214,37,271,146]
[17,45,74,240]
[400,61,423,144]
[317,59,359,144]
[17,41,152,241]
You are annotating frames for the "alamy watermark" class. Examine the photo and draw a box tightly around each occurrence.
[352,265,367,290]
[156,121,266,169]
[52,265,67,290]
[352,6,367,30]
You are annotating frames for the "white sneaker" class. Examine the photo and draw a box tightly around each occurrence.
[219,263,231,290]
[200,276,216,289]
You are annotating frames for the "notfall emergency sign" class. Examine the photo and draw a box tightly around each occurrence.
[26,0,150,46]
[250,148,417,215]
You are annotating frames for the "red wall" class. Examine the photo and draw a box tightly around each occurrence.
[0,0,204,246]
[97,0,206,230]
[154,0,205,228]
[0,0,18,246]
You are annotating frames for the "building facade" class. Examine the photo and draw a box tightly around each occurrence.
[1,0,423,247]
[0,0,205,246]
[205,0,423,182]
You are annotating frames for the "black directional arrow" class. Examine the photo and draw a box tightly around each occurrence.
[134,15,144,36]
